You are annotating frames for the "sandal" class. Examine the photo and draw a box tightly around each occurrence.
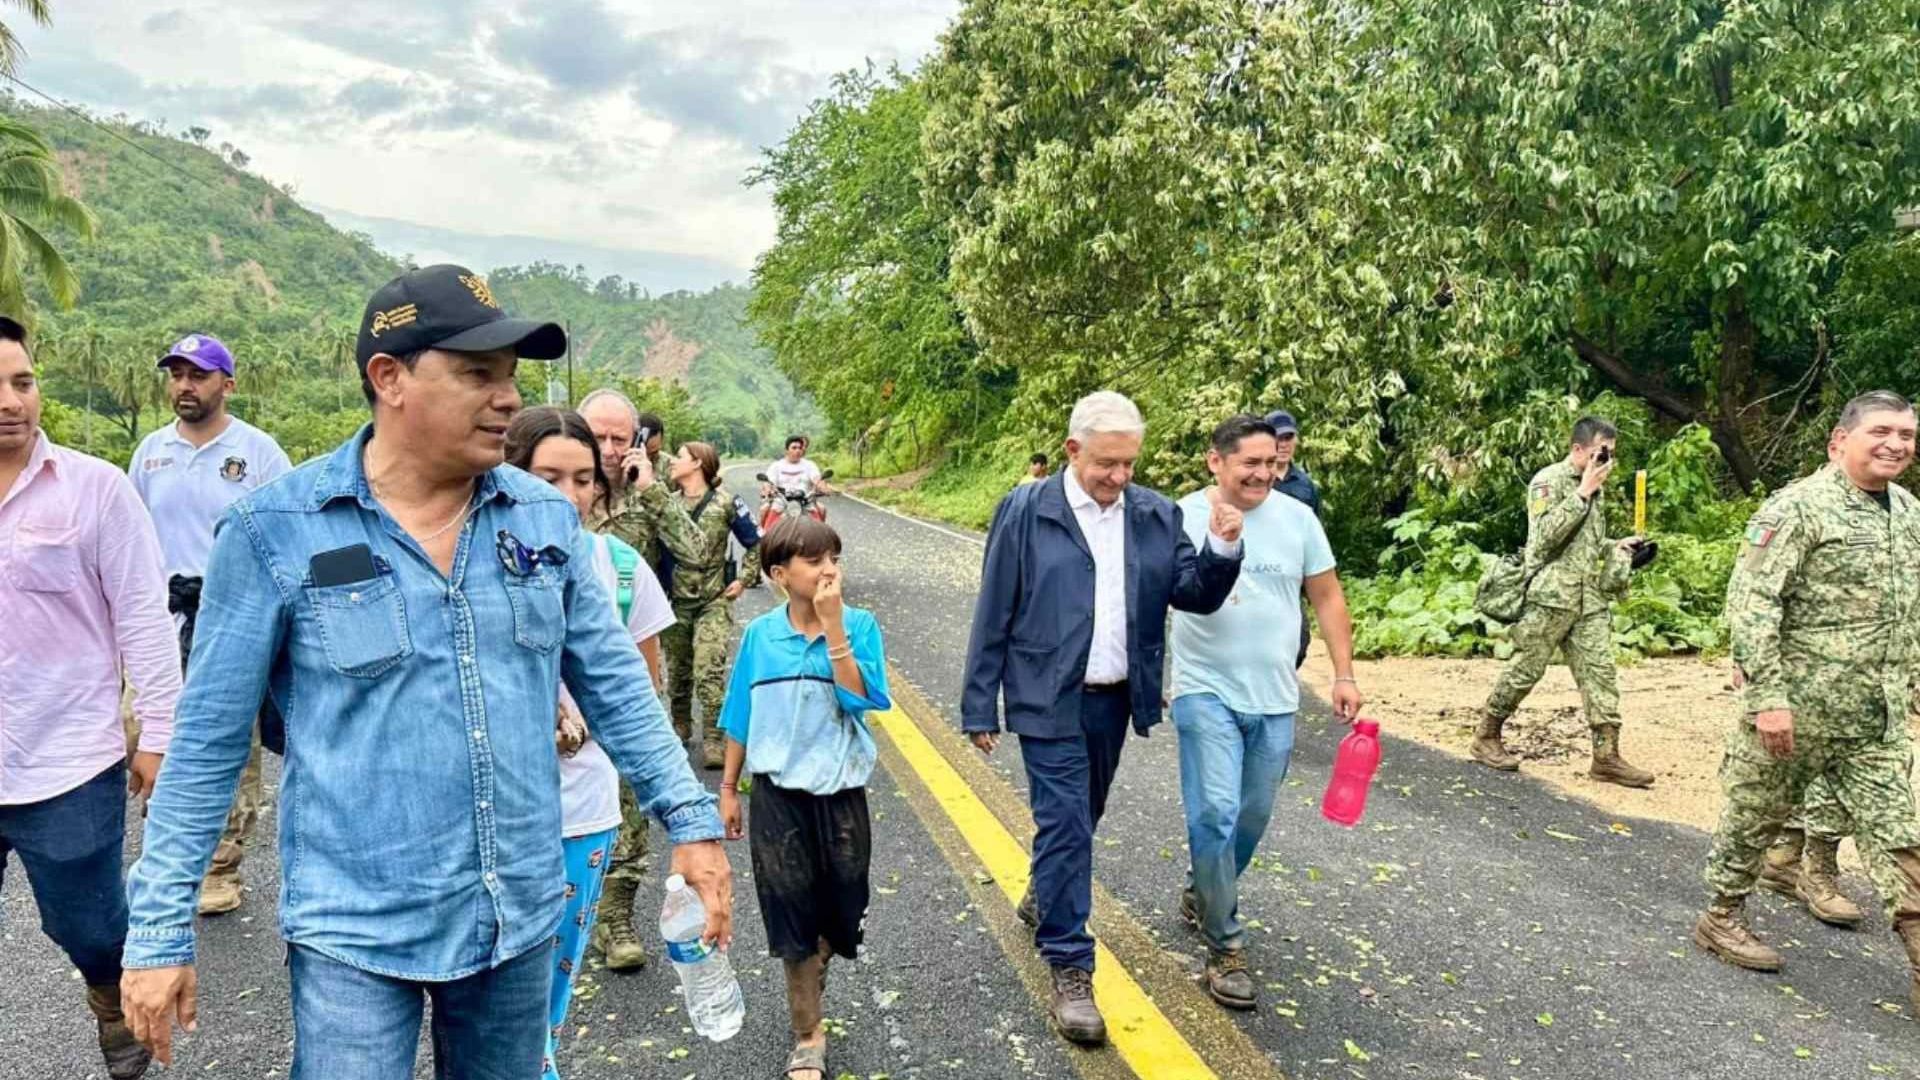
[784,1041,828,1080]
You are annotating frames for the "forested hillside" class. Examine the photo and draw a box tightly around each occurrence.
[11,95,811,463]
[752,3,1920,659]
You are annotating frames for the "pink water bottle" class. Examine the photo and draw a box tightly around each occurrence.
[1321,719,1381,827]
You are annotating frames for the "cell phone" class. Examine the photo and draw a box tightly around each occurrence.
[310,543,378,587]
[1595,446,1613,465]
[627,427,653,484]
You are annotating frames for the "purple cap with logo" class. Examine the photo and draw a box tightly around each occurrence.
[159,333,235,376]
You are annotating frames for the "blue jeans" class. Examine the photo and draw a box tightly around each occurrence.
[289,940,551,1080]
[545,828,616,1080]
[1171,695,1295,954]
[0,761,129,987]
[1020,685,1131,972]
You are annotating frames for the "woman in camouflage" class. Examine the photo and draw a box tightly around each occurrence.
[629,441,762,768]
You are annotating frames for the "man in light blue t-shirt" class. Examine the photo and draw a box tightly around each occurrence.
[1171,413,1364,1011]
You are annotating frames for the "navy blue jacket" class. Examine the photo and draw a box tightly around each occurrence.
[1274,464,1321,516]
[962,473,1242,738]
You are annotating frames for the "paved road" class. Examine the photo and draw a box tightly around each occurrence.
[7,470,1920,1079]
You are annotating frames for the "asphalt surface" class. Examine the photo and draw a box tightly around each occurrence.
[7,469,1920,1080]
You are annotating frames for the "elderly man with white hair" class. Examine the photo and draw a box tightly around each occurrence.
[962,390,1244,1047]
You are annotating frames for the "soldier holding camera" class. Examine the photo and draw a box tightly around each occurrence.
[1471,416,1657,788]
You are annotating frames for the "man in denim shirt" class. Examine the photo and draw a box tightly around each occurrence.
[121,265,732,1079]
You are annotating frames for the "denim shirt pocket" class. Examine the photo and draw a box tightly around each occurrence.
[305,574,412,678]
[504,572,566,653]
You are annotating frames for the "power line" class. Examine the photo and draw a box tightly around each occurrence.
[0,70,242,202]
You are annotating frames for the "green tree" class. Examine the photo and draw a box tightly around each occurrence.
[0,1,51,76]
[749,66,1001,464]
[0,111,96,312]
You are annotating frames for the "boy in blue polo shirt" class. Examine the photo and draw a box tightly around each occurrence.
[717,517,890,1080]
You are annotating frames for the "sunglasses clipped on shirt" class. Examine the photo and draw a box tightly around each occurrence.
[495,530,570,578]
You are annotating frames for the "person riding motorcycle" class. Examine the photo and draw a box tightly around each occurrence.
[760,434,837,527]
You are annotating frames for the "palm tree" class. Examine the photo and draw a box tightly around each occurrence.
[0,111,95,313]
[0,1,51,77]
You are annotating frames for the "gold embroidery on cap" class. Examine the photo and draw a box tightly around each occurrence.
[459,274,500,309]
[370,303,418,337]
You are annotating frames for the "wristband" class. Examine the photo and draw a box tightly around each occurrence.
[1333,676,1358,685]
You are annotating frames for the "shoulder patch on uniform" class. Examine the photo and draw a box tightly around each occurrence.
[1529,482,1553,514]
[1745,522,1777,548]
[733,495,750,517]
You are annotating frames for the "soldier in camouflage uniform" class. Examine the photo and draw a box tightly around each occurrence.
[1695,391,1920,1012]
[625,441,762,771]
[580,391,678,972]
[1472,416,1656,787]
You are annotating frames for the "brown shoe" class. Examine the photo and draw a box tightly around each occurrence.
[1693,896,1783,972]
[1757,829,1805,897]
[1017,889,1038,929]
[198,871,244,916]
[1205,950,1257,1010]
[1470,711,1519,772]
[1179,888,1200,929]
[1797,837,1864,928]
[87,985,153,1080]
[1588,725,1655,788]
[1049,966,1107,1046]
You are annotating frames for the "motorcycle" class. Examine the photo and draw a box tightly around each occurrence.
[757,469,834,530]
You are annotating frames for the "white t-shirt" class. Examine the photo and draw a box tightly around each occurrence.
[129,416,293,577]
[559,532,676,837]
[1170,489,1336,715]
[765,458,822,494]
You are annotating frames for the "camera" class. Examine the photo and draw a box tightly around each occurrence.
[1595,446,1612,465]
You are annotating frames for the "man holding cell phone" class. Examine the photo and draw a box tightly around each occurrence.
[119,265,731,1079]
[1471,415,1657,788]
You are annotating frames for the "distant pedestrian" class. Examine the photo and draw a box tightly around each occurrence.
[1170,414,1363,1010]
[129,332,292,917]
[962,390,1243,1047]
[0,315,182,1080]
[1020,452,1050,485]
[121,264,732,1079]
[718,517,891,1080]
[1264,410,1320,516]
[1471,416,1655,788]
[1265,409,1320,667]
[503,406,676,1080]
[1695,391,1920,1013]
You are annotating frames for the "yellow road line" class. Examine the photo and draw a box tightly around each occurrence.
[872,704,1222,1080]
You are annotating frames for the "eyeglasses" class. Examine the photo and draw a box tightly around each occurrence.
[495,530,570,577]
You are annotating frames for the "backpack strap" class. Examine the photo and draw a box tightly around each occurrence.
[607,536,641,625]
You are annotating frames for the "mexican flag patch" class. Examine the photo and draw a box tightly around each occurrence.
[1745,523,1776,548]
[1529,483,1553,515]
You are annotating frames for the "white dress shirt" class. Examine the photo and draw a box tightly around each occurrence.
[1062,469,1244,688]
[1062,467,1131,685]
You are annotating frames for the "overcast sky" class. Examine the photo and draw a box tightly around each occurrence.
[12,1,955,274]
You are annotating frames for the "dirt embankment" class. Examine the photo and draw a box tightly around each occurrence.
[1306,644,1918,863]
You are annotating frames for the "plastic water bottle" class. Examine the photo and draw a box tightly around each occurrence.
[1321,719,1382,828]
[659,874,744,1041]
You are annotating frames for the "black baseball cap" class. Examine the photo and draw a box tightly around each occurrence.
[356,264,566,370]
[1266,409,1300,437]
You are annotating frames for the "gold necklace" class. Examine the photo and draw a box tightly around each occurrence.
[368,471,477,543]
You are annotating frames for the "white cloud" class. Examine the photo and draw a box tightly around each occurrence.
[10,0,955,274]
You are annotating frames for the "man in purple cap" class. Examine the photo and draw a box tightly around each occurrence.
[128,333,292,916]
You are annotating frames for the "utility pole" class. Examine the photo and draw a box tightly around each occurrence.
[565,319,575,404]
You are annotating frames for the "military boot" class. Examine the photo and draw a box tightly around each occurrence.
[1470,711,1520,772]
[87,984,152,1080]
[593,874,648,971]
[1692,895,1783,972]
[1898,918,1920,1016]
[702,730,726,770]
[1757,828,1806,897]
[1797,836,1864,928]
[1588,725,1655,789]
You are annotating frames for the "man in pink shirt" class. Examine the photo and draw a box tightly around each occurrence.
[0,315,181,1080]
